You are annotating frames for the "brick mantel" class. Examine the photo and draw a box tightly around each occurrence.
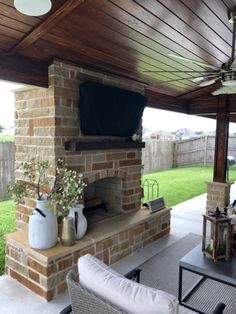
[65,140,145,151]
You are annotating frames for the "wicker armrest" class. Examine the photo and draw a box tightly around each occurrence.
[66,271,126,314]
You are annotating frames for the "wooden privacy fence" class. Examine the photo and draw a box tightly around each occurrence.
[0,142,15,199]
[175,135,236,166]
[142,135,236,173]
[142,140,175,173]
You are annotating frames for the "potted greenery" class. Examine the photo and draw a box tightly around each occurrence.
[49,159,87,217]
[8,158,86,249]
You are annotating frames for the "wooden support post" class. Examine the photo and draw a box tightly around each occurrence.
[213,95,229,183]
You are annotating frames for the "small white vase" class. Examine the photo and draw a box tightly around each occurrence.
[28,199,58,249]
[68,204,87,240]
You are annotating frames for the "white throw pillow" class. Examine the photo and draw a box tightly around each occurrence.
[78,254,179,314]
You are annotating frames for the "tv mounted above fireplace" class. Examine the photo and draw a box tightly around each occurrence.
[79,81,147,137]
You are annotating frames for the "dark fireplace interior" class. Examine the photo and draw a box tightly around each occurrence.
[83,177,123,224]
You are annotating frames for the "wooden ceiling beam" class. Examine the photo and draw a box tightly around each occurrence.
[188,96,218,115]
[10,0,86,53]
[145,87,189,113]
[0,52,48,87]
[180,82,222,100]
[188,94,236,115]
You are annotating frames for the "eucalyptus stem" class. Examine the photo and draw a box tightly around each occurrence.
[37,173,41,200]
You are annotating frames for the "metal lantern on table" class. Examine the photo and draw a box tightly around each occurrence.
[202,208,233,261]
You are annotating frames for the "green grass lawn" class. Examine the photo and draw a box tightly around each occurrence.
[0,199,16,275]
[0,134,14,142]
[142,165,236,207]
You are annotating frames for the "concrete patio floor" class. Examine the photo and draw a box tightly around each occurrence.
[1,184,236,314]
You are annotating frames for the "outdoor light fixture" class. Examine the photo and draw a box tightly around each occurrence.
[14,0,52,16]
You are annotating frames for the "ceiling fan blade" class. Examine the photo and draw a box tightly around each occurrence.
[153,75,218,84]
[142,70,218,73]
[199,78,218,87]
[192,77,206,83]
[192,75,218,83]
[168,54,218,70]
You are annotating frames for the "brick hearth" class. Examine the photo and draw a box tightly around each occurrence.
[5,208,170,300]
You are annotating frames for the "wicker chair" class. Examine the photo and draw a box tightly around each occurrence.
[59,269,225,314]
[60,268,141,314]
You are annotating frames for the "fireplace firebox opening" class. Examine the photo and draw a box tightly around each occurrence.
[84,176,123,224]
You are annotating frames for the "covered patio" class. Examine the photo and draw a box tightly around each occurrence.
[0,0,235,204]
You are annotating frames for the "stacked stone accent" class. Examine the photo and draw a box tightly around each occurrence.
[206,181,232,212]
[5,208,170,300]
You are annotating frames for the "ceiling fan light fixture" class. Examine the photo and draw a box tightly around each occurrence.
[14,0,52,16]
[222,72,236,86]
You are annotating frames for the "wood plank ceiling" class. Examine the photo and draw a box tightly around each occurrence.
[1,0,236,119]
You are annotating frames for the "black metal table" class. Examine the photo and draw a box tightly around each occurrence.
[178,244,236,314]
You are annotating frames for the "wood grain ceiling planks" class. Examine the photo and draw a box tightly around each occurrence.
[10,0,86,53]
[0,0,236,111]
[46,12,196,90]
[109,0,226,65]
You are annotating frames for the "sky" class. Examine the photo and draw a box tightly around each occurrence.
[0,81,23,131]
[143,107,236,133]
[1,80,236,133]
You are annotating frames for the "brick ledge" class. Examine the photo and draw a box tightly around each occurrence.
[5,208,171,264]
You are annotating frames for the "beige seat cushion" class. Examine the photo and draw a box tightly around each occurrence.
[78,254,179,314]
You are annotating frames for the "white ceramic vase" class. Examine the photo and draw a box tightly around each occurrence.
[28,199,58,249]
[68,204,87,240]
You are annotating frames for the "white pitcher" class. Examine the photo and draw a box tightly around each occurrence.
[68,204,87,240]
[28,199,58,249]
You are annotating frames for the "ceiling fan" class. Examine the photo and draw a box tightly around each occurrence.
[144,10,236,95]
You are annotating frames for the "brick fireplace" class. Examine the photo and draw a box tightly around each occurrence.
[14,60,146,229]
[66,146,144,224]
[5,60,171,300]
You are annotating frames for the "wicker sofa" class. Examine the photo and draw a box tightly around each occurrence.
[59,255,225,314]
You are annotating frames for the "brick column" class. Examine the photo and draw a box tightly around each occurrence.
[14,87,56,229]
[206,181,232,212]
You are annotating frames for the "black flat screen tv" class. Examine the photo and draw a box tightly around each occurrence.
[79,81,147,137]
